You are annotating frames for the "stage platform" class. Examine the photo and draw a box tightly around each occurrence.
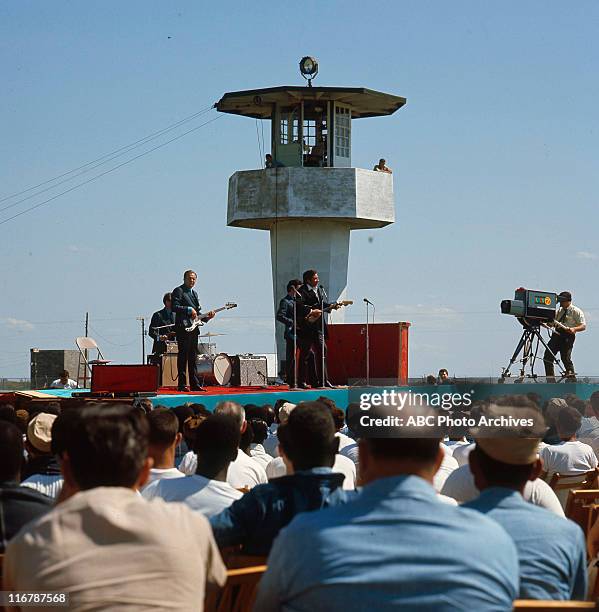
[4,379,598,411]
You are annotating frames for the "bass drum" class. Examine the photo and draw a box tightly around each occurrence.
[196,353,232,386]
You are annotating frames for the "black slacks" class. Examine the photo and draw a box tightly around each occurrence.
[175,327,200,388]
[298,331,327,387]
[543,333,575,376]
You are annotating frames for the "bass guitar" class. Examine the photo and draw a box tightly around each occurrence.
[305,300,353,324]
[185,302,237,332]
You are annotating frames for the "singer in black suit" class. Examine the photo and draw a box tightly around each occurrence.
[172,270,214,391]
[295,269,339,388]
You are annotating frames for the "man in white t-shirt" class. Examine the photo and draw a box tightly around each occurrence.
[441,462,565,516]
[540,406,598,477]
[141,409,184,490]
[49,370,78,389]
[180,401,268,490]
[143,414,243,517]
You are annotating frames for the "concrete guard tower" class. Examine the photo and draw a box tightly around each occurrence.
[215,62,406,372]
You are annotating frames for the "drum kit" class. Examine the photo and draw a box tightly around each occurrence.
[156,330,235,387]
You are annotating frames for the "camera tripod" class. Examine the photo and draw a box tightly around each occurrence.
[500,322,566,381]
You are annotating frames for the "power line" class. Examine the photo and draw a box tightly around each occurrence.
[0,103,215,208]
[0,113,224,227]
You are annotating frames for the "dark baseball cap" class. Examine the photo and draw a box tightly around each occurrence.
[557,291,572,302]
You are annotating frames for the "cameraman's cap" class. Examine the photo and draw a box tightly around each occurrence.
[470,404,546,465]
[557,291,572,302]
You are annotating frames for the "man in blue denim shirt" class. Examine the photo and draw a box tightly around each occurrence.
[255,403,519,612]
[464,405,587,601]
[209,402,354,555]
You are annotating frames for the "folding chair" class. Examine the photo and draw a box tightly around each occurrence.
[546,468,599,509]
[75,337,111,389]
[565,489,599,538]
[204,565,266,612]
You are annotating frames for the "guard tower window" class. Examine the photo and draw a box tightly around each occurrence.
[303,103,328,167]
[279,107,299,145]
[335,106,351,159]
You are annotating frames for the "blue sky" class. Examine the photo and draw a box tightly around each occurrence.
[1,1,598,379]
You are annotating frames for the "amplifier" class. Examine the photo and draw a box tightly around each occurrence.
[230,354,268,387]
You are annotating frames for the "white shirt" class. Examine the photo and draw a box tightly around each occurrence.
[340,442,359,466]
[579,417,599,440]
[443,440,471,455]
[441,464,565,516]
[50,378,78,389]
[555,304,585,329]
[335,431,355,451]
[433,451,459,493]
[179,449,267,490]
[142,474,242,517]
[4,487,226,609]
[20,475,63,500]
[539,440,598,476]
[249,443,273,469]
[452,442,475,466]
[265,454,356,490]
[141,467,185,490]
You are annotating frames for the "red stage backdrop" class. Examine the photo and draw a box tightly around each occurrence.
[327,322,410,386]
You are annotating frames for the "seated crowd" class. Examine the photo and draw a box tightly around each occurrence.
[1,391,599,610]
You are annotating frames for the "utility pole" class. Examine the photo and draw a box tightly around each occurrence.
[83,312,89,388]
[137,316,146,364]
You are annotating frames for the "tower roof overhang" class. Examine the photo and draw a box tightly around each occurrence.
[215,86,406,119]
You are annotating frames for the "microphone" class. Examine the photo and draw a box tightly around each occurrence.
[364,298,374,306]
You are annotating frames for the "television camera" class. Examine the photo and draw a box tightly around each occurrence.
[499,288,565,381]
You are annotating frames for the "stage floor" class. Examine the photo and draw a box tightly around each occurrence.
[23,379,599,411]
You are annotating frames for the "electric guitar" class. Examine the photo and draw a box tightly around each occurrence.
[305,300,353,324]
[185,302,237,332]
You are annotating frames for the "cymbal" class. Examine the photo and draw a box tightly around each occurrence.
[199,332,227,338]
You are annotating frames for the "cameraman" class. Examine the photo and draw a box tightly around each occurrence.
[544,291,586,380]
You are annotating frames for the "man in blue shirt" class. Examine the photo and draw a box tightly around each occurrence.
[255,403,519,612]
[463,404,587,601]
[210,402,353,556]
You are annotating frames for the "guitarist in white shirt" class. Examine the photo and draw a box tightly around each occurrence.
[543,290,586,380]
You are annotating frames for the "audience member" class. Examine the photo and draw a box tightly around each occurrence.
[539,405,598,476]
[20,412,63,499]
[0,421,52,553]
[464,405,586,600]
[578,390,599,454]
[441,462,565,516]
[4,403,226,607]
[179,401,268,489]
[142,408,184,489]
[264,402,356,489]
[0,403,17,424]
[210,402,354,556]
[171,404,195,465]
[437,368,450,384]
[433,445,459,492]
[49,369,78,389]
[255,403,519,611]
[248,418,272,469]
[143,414,243,517]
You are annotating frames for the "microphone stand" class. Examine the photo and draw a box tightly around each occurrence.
[364,299,374,386]
[291,286,302,389]
[320,285,328,388]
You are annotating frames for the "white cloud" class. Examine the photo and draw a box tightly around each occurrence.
[4,317,35,332]
[68,245,80,253]
[576,251,598,260]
